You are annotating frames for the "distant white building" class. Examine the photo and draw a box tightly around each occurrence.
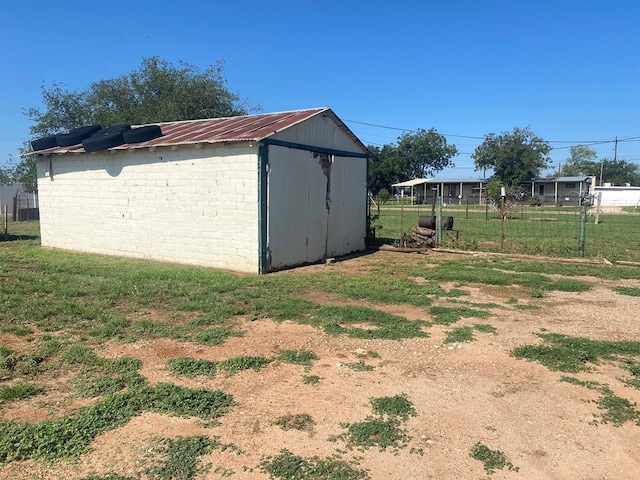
[592,185,640,208]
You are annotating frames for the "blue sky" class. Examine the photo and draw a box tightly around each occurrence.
[2,0,639,178]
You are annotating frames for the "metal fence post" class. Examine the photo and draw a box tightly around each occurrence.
[578,204,587,257]
[436,195,442,246]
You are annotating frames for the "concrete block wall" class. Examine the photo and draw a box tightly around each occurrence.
[37,144,260,272]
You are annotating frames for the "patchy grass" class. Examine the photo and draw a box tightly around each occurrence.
[302,375,321,385]
[193,327,243,346]
[276,349,319,366]
[345,361,375,372]
[168,357,218,378]
[370,394,417,421]
[333,395,416,453]
[260,449,369,479]
[430,306,492,326]
[512,333,640,372]
[614,286,640,297]
[302,304,429,340]
[272,413,315,432]
[217,356,273,375]
[444,326,474,343]
[4,224,640,476]
[144,436,216,479]
[561,377,640,427]
[473,323,498,335]
[337,417,410,452]
[624,361,640,389]
[0,383,44,403]
[398,259,593,293]
[0,384,234,463]
[470,442,519,474]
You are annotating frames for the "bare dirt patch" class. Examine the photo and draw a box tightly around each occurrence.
[2,251,640,479]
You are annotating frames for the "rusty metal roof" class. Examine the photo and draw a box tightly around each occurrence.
[31,107,368,155]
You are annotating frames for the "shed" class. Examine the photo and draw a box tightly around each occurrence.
[33,108,370,273]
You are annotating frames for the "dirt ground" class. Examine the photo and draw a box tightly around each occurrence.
[2,250,640,479]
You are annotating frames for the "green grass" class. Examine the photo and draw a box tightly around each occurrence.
[430,305,492,326]
[512,333,640,372]
[217,356,273,375]
[193,326,243,346]
[0,383,44,402]
[144,436,217,480]
[168,351,319,380]
[624,361,640,389]
[333,395,417,453]
[473,323,498,334]
[4,222,640,473]
[260,449,369,479]
[614,286,640,297]
[370,394,417,421]
[0,383,234,463]
[168,357,218,378]
[377,204,640,262]
[470,442,519,474]
[337,417,411,452]
[276,349,319,366]
[561,377,640,427]
[444,326,474,343]
[302,304,430,340]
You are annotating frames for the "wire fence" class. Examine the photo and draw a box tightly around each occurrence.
[373,200,640,263]
[0,187,39,221]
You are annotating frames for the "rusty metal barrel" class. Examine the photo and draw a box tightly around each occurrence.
[419,215,454,230]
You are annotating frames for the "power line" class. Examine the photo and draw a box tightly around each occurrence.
[345,118,640,148]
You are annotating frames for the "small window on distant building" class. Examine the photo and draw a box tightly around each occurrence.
[566,182,576,189]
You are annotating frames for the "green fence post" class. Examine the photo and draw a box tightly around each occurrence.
[436,195,443,246]
[578,204,587,257]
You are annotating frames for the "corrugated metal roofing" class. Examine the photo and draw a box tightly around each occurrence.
[31,107,368,155]
[535,176,591,183]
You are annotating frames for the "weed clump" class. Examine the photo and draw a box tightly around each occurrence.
[260,449,369,479]
[512,333,640,372]
[470,442,519,474]
[334,394,417,453]
[273,413,315,432]
[0,383,44,403]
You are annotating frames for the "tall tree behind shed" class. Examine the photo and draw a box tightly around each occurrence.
[25,57,258,136]
[18,57,259,191]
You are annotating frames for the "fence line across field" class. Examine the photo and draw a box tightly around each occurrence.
[374,197,640,263]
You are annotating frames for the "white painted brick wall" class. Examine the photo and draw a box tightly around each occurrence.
[37,144,260,273]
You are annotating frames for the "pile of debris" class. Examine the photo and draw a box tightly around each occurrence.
[401,226,436,248]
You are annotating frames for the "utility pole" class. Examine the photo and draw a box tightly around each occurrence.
[599,161,604,186]
[614,136,618,161]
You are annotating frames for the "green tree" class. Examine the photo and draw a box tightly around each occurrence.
[12,153,38,193]
[560,145,598,177]
[0,165,12,184]
[25,57,257,136]
[395,128,457,180]
[20,57,258,191]
[594,158,640,186]
[472,127,551,186]
[368,144,401,195]
[558,145,639,185]
[367,129,457,195]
